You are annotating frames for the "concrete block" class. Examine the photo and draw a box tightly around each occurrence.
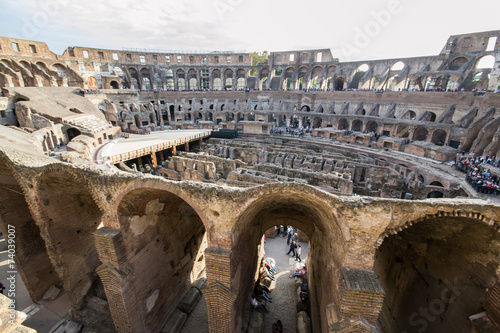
[161,309,187,333]
[177,287,201,314]
[43,285,61,301]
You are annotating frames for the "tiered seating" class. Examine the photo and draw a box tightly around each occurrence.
[65,115,112,134]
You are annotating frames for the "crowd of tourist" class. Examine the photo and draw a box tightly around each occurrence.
[456,154,500,195]
[270,125,313,137]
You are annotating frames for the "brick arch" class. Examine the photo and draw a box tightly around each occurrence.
[374,212,500,332]
[374,209,499,248]
[111,179,211,232]
[231,183,349,332]
[112,183,208,332]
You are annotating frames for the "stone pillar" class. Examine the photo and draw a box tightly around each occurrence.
[203,248,237,333]
[94,228,133,333]
[185,142,189,152]
[172,145,177,155]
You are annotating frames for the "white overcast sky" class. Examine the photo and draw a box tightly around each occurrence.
[1,0,500,61]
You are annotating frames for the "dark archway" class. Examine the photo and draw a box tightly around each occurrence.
[374,216,500,332]
[431,129,447,146]
[352,119,363,132]
[67,127,81,141]
[413,126,429,141]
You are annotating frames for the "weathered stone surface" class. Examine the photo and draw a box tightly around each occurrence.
[42,285,60,301]
[161,309,187,333]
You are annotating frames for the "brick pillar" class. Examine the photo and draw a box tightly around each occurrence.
[203,248,236,333]
[94,227,132,333]
[331,267,385,331]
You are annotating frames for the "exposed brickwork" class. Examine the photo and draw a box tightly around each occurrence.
[204,248,236,333]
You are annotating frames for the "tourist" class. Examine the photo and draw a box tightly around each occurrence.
[295,244,302,262]
[289,266,307,278]
[286,240,297,257]
[286,225,293,245]
[254,280,272,302]
[251,296,269,313]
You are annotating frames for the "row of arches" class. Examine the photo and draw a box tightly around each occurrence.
[1,159,498,332]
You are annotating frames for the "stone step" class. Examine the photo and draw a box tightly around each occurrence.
[177,287,201,314]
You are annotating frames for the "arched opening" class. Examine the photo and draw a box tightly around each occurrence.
[402,110,416,120]
[352,119,363,132]
[335,77,345,91]
[117,187,207,332]
[313,117,322,129]
[366,121,378,133]
[338,118,349,130]
[427,190,444,198]
[67,127,81,141]
[413,126,429,141]
[374,216,500,332]
[396,124,410,138]
[448,57,468,71]
[231,188,348,332]
[140,68,152,90]
[391,61,405,71]
[128,68,140,89]
[110,80,119,89]
[431,129,447,146]
[0,158,60,303]
[301,105,311,112]
[429,181,444,187]
[476,55,495,69]
[37,171,103,309]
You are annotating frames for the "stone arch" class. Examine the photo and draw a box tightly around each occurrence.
[374,213,500,332]
[231,185,349,332]
[413,126,429,141]
[338,118,349,130]
[476,55,495,69]
[426,190,444,198]
[115,185,207,332]
[365,120,378,133]
[335,77,345,90]
[110,80,120,89]
[431,129,447,146]
[391,61,405,71]
[67,127,81,141]
[0,155,61,303]
[36,168,104,308]
[401,110,416,120]
[352,119,363,132]
[128,68,140,89]
[312,116,322,128]
[448,56,468,70]
[310,65,323,89]
[140,68,152,90]
[301,105,311,112]
[429,181,444,187]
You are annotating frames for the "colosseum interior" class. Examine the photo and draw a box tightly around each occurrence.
[0,30,499,333]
